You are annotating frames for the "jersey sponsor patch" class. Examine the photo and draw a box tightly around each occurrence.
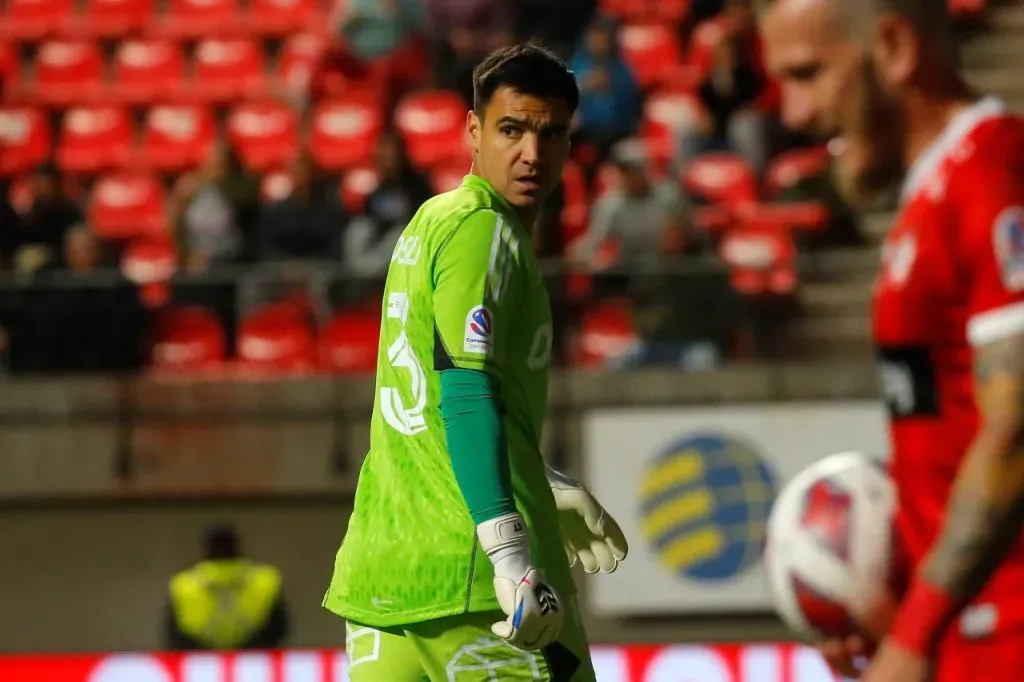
[994,206,1024,291]
[464,305,493,354]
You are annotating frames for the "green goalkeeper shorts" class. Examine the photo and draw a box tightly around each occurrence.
[345,598,596,681]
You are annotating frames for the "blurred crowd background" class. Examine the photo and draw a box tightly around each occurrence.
[2,0,990,378]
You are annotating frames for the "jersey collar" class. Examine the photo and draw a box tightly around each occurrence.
[900,96,1006,205]
[462,174,522,227]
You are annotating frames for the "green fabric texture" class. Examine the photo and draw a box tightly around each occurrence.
[438,368,517,525]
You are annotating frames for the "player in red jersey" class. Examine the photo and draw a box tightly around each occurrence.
[761,1,1024,681]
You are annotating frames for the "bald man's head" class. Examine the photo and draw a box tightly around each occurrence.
[759,0,954,44]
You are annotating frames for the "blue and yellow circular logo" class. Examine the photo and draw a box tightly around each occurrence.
[639,433,777,581]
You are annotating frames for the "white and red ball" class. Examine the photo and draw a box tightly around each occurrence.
[764,451,895,642]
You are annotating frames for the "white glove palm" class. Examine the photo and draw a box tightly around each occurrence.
[547,465,629,574]
[478,512,564,650]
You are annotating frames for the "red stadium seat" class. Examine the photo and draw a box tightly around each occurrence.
[0,106,51,175]
[949,0,984,19]
[742,201,830,234]
[428,163,465,195]
[274,33,327,93]
[150,306,227,371]
[56,106,134,174]
[155,0,239,38]
[719,223,798,296]
[121,236,177,307]
[573,298,639,368]
[89,172,166,239]
[560,160,588,245]
[618,24,682,90]
[393,90,468,169]
[190,38,266,102]
[308,93,383,171]
[6,175,33,213]
[138,104,215,172]
[237,303,316,374]
[226,100,298,172]
[319,309,380,374]
[111,39,185,105]
[640,89,703,169]
[764,146,831,198]
[338,166,379,214]
[30,40,104,106]
[0,0,72,41]
[246,0,317,36]
[66,0,154,38]
[682,152,759,206]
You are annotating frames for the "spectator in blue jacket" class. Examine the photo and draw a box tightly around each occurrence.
[570,20,641,166]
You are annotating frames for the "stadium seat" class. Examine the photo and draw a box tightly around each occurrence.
[319,309,380,374]
[138,104,215,172]
[66,0,154,38]
[719,223,798,296]
[682,152,759,206]
[640,89,703,169]
[149,306,227,372]
[121,236,177,307]
[246,0,317,36]
[274,33,327,93]
[190,38,266,102]
[89,172,166,239]
[338,166,379,214]
[30,40,104,106]
[110,39,186,104]
[237,303,316,374]
[764,146,831,198]
[0,0,72,41]
[559,161,588,245]
[0,106,51,175]
[742,201,830,235]
[226,100,298,172]
[56,106,134,174]
[155,0,240,39]
[428,163,465,195]
[393,90,468,169]
[949,0,985,19]
[308,93,383,171]
[618,24,682,90]
[573,298,640,368]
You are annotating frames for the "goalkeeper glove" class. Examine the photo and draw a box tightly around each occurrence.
[477,512,564,650]
[546,465,629,574]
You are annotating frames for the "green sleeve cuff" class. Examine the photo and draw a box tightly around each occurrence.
[439,367,517,525]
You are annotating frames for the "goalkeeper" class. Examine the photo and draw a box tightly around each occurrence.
[322,43,628,681]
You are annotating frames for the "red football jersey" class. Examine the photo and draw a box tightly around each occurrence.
[873,97,1024,601]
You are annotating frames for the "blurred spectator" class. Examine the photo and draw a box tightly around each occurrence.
[165,525,289,651]
[570,20,641,167]
[257,156,349,262]
[329,0,430,108]
[1,164,84,275]
[676,0,770,176]
[343,133,431,277]
[627,221,740,370]
[428,0,514,100]
[570,141,688,280]
[9,227,147,374]
[172,142,259,272]
[514,0,596,59]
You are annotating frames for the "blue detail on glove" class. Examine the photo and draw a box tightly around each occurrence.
[513,596,525,629]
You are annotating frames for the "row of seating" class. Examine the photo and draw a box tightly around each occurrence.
[0,0,329,41]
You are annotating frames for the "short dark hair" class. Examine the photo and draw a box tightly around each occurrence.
[203,524,240,559]
[472,43,579,117]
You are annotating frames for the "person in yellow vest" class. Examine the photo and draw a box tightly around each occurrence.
[165,524,289,651]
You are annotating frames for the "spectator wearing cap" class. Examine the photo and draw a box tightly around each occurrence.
[165,525,289,651]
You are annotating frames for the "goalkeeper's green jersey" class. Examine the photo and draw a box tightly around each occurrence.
[323,174,573,627]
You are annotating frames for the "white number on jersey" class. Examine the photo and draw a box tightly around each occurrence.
[380,292,428,435]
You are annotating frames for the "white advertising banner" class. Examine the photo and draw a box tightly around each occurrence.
[583,401,889,616]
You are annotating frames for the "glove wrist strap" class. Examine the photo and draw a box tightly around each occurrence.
[477,512,532,579]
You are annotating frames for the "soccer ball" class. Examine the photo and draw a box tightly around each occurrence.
[764,451,895,642]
